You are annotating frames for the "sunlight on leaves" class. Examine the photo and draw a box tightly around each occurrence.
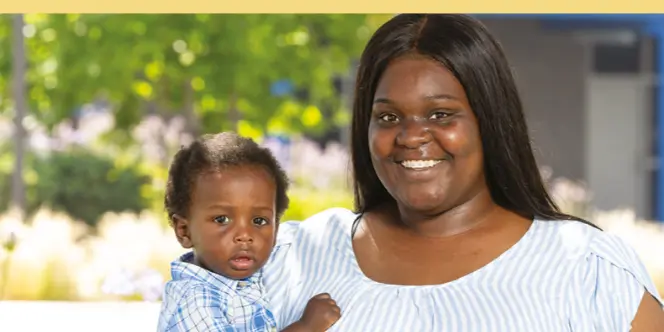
[178,51,195,67]
[191,77,205,91]
[24,14,48,25]
[267,117,289,135]
[301,105,322,128]
[172,40,187,54]
[87,63,101,78]
[74,21,87,36]
[237,120,263,140]
[65,14,80,23]
[286,28,310,46]
[131,81,153,99]
[333,108,351,127]
[278,100,302,117]
[88,26,102,40]
[200,95,216,112]
[144,61,164,82]
[131,22,147,36]
[39,28,57,43]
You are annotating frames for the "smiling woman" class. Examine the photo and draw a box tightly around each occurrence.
[262,14,664,331]
[368,54,484,217]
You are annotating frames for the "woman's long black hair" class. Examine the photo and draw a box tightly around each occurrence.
[350,14,596,234]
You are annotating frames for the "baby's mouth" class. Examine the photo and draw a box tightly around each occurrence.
[229,252,256,271]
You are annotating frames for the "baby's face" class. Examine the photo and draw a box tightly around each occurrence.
[184,165,278,279]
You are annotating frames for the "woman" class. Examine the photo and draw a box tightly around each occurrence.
[263,14,664,331]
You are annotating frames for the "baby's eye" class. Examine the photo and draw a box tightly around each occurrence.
[213,216,230,224]
[253,217,269,226]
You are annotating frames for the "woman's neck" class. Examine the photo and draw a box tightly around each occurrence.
[391,188,505,238]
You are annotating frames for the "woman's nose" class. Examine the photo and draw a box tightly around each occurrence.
[395,118,432,148]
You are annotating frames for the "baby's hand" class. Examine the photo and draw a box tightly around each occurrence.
[298,293,341,331]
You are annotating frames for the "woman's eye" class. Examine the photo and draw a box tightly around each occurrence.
[429,111,450,120]
[378,113,398,123]
[253,217,269,226]
[213,216,230,224]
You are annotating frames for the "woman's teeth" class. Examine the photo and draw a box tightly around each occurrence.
[400,160,441,169]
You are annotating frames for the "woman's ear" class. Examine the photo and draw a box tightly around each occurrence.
[172,214,193,249]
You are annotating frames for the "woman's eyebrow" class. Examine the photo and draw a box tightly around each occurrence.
[373,94,460,105]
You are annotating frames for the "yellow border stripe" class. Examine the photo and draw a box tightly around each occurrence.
[2,0,664,14]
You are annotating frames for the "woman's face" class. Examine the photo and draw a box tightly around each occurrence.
[368,54,486,215]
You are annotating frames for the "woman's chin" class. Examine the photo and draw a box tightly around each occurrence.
[399,198,448,217]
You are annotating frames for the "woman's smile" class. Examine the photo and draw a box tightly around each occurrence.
[391,159,447,181]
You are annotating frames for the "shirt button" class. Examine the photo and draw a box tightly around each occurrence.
[237,281,247,288]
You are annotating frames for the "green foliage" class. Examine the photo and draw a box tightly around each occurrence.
[0,13,388,226]
[31,148,151,226]
[282,187,354,222]
[5,14,383,139]
[0,147,151,227]
[0,15,11,113]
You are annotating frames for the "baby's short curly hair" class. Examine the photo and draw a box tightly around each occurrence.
[164,132,290,225]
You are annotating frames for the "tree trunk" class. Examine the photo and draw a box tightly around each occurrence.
[10,14,27,219]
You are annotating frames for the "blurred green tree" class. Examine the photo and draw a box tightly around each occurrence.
[14,14,392,142]
[0,14,395,221]
[0,146,151,227]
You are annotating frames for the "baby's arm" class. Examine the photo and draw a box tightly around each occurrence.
[162,285,237,332]
[280,293,341,332]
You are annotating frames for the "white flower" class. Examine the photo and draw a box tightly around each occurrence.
[101,267,165,301]
[101,268,136,296]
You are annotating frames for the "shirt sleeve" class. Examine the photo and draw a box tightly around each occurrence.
[264,208,355,329]
[164,285,237,332]
[569,231,664,331]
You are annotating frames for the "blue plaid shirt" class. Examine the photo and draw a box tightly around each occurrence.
[157,252,277,332]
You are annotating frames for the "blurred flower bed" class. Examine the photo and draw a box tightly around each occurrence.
[0,183,354,301]
[0,176,662,301]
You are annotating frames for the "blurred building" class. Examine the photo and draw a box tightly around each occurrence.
[478,15,664,221]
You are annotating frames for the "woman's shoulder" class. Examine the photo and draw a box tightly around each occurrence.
[536,218,654,270]
[275,207,358,247]
[533,218,630,258]
[577,220,662,306]
[535,218,656,278]
[535,218,663,328]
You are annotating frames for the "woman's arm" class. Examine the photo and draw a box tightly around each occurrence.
[280,321,310,332]
[630,293,664,331]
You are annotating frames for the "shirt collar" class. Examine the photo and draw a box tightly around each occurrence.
[170,251,262,291]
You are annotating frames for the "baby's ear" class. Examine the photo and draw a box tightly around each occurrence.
[172,214,193,249]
